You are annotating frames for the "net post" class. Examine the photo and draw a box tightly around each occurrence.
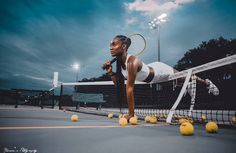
[59,84,63,110]
[166,69,193,123]
[49,89,55,109]
[53,72,59,88]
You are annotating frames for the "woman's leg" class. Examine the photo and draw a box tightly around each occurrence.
[128,101,135,117]
[173,69,219,96]
[186,74,219,95]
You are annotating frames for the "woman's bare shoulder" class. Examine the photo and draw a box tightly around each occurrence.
[127,55,142,70]
[128,55,142,63]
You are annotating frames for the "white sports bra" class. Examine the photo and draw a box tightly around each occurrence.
[121,54,150,82]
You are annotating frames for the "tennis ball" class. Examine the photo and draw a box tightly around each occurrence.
[71,114,79,122]
[119,118,128,126]
[108,113,113,119]
[129,117,138,125]
[150,116,157,124]
[231,117,236,124]
[206,121,218,133]
[145,116,151,123]
[121,114,128,118]
[200,115,206,122]
[180,122,194,136]
[118,114,123,119]
[153,114,160,119]
[187,118,194,124]
[178,118,187,124]
[151,115,158,119]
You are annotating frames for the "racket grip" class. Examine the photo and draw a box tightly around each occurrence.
[102,57,117,70]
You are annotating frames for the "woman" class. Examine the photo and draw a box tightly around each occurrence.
[104,35,219,120]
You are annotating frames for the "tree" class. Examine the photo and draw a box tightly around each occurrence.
[174,37,236,82]
[79,73,111,82]
[174,37,236,71]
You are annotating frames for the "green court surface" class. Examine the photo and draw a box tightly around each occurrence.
[0,106,235,153]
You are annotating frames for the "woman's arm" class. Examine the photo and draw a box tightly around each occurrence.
[104,61,118,86]
[126,56,141,116]
[110,73,118,86]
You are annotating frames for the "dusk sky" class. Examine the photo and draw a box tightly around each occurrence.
[0,0,236,91]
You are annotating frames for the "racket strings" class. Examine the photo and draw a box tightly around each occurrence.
[127,33,146,56]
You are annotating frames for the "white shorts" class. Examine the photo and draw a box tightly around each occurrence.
[147,62,174,83]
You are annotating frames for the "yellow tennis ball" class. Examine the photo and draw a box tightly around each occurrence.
[71,114,79,122]
[206,121,218,133]
[201,115,206,122]
[118,114,123,119]
[231,117,236,124]
[119,118,128,126]
[178,118,187,124]
[153,114,159,119]
[129,117,138,125]
[121,114,128,118]
[145,116,151,123]
[108,113,113,119]
[150,117,157,124]
[187,118,194,124]
[180,122,194,136]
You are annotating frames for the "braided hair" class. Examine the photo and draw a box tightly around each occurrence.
[114,35,131,51]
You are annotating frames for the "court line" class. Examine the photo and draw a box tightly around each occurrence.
[0,108,60,112]
[0,123,170,130]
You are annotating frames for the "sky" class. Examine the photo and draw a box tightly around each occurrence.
[0,0,236,91]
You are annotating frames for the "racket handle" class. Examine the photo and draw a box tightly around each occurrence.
[102,57,117,70]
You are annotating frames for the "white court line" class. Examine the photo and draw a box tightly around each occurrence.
[0,123,170,130]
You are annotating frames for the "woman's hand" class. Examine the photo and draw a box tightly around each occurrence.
[103,60,113,75]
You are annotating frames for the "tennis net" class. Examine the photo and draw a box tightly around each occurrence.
[60,54,236,125]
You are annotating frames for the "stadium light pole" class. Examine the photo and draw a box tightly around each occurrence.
[71,63,80,82]
[148,13,167,62]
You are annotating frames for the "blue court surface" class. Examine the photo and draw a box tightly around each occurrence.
[0,105,235,153]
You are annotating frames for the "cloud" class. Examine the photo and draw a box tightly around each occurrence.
[126,17,137,25]
[124,0,195,16]
[14,74,52,83]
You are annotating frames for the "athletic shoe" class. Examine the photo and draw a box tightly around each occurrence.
[205,79,219,96]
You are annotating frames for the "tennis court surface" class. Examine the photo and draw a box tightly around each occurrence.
[0,105,235,153]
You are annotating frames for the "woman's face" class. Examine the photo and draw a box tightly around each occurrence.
[110,38,125,57]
